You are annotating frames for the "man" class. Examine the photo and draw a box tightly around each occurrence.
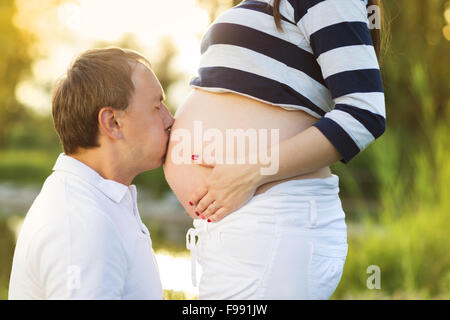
[8,47,174,299]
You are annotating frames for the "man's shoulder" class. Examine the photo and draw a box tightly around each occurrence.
[31,170,107,214]
[25,171,120,237]
[23,172,69,226]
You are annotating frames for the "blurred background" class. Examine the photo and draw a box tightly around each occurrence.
[0,0,449,300]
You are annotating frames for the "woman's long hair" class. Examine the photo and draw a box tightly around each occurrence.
[272,0,387,60]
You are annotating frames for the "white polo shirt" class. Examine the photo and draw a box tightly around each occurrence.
[8,154,163,299]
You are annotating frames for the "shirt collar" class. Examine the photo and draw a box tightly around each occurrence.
[52,153,130,203]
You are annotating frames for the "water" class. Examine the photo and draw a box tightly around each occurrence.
[156,251,201,299]
[0,182,186,218]
[0,183,41,217]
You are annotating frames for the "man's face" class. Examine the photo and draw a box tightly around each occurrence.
[119,63,174,172]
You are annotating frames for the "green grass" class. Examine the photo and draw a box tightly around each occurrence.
[0,217,15,300]
[0,149,59,185]
[0,288,8,300]
[163,290,191,300]
[332,123,450,300]
[332,207,450,299]
[0,148,171,196]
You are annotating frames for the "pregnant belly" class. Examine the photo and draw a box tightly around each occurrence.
[163,89,332,214]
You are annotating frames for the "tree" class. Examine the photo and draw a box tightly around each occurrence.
[0,0,33,147]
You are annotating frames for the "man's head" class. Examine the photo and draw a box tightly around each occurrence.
[52,47,174,178]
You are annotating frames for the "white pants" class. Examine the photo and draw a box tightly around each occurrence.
[186,174,348,300]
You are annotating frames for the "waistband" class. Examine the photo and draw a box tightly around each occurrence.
[251,173,340,200]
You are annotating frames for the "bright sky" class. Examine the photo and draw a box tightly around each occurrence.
[14,0,211,114]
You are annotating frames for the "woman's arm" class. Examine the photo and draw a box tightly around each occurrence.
[189,125,342,222]
[259,125,343,184]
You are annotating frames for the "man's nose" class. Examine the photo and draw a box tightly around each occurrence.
[161,104,175,130]
[165,114,175,130]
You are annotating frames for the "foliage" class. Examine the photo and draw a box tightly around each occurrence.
[0,149,58,184]
[163,290,189,300]
[332,103,450,299]
[0,218,16,300]
[0,0,34,147]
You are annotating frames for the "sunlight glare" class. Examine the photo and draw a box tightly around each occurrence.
[155,251,201,299]
[15,81,52,114]
[57,0,210,51]
[16,0,210,113]
[445,8,450,24]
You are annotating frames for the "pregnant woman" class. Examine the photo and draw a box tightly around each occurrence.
[163,0,386,299]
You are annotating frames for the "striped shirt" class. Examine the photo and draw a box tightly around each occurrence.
[190,0,386,164]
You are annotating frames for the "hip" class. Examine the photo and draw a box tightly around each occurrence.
[193,174,347,238]
[189,175,349,299]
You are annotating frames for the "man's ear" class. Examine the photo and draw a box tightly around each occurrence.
[98,107,123,140]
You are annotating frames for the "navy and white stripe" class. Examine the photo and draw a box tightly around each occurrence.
[190,0,386,164]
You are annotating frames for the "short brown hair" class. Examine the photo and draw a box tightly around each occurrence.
[52,47,151,154]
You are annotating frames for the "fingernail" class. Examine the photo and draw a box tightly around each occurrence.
[201,216,205,220]
[189,201,193,206]
[195,211,200,216]
[191,154,199,160]
[207,219,211,223]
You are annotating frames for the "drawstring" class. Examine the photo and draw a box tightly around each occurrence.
[186,228,199,286]
[308,199,317,228]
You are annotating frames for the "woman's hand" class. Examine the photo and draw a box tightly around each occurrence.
[188,158,264,222]
[187,126,344,222]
